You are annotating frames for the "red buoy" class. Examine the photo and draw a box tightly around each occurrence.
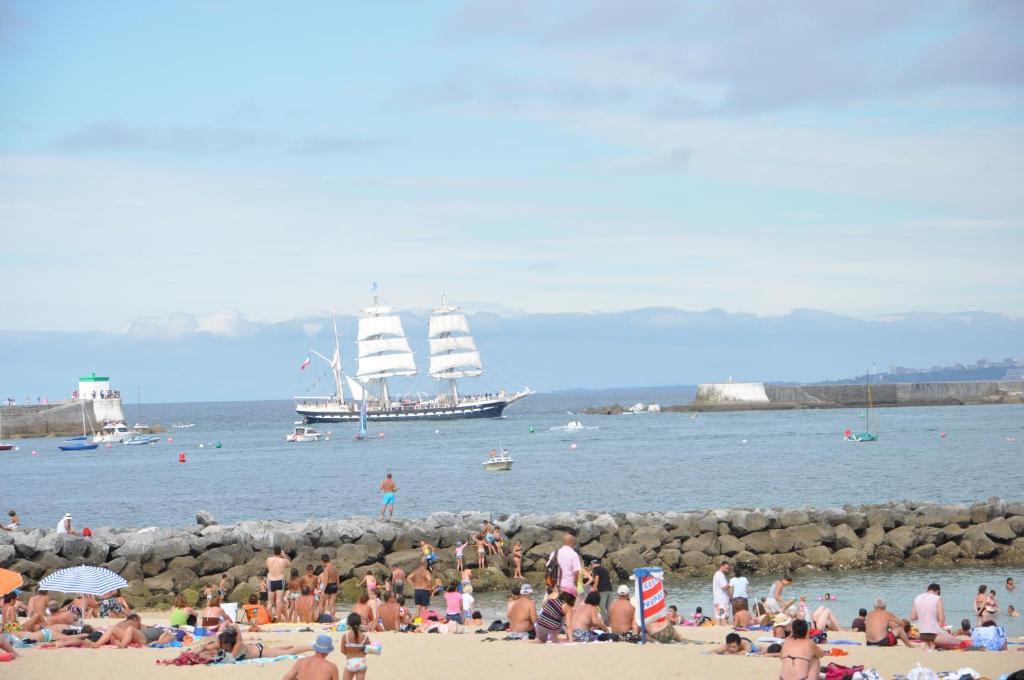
[179,451,186,463]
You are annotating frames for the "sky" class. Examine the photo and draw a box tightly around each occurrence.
[1,1,1023,333]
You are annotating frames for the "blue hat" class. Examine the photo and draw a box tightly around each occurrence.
[312,634,334,654]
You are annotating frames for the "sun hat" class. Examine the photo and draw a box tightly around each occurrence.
[617,585,630,596]
[519,583,533,595]
[774,614,792,626]
[463,584,473,594]
[311,634,334,654]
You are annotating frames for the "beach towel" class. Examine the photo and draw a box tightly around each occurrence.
[828,639,863,645]
[147,640,183,648]
[825,663,864,680]
[236,654,300,665]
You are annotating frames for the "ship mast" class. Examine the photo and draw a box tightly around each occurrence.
[356,293,417,404]
[310,310,345,405]
[428,292,483,401]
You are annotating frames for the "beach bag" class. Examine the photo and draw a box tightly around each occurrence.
[969,625,1005,651]
[825,663,864,680]
[545,551,561,588]
[906,665,938,680]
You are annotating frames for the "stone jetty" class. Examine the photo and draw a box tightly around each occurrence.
[3,498,1022,610]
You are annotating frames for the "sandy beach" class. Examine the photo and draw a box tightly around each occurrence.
[7,614,1022,679]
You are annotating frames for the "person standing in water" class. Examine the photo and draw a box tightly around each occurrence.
[379,473,397,519]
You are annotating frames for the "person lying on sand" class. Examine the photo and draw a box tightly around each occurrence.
[213,626,311,661]
[21,601,79,632]
[812,604,840,632]
[711,632,759,655]
[54,615,146,648]
[11,625,94,645]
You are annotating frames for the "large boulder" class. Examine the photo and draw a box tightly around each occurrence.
[607,546,644,577]
[718,535,745,557]
[960,526,998,559]
[866,508,896,530]
[935,541,961,559]
[10,558,45,580]
[800,546,832,568]
[591,513,619,536]
[383,549,426,574]
[631,527,667,552]
[979,518,1015,543]
[883,526,918,554]
[228,581,256,604]
[0,545,15,568]
[679,551,710,569]
[579,541,608,561]
[681,533,720,557]
[779,509,810,528]
[668,515,700,540]
[730,511,769,536]
[831,548,866,570]
[196,510,218,527]
[741,532,774,555]
[143,572,176,594]
[473,567,510,593]
[833,524,861,550]
[195,548,235,576]
[658,548,682,570]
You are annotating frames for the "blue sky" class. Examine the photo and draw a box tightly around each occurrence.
[1,0,1022,332]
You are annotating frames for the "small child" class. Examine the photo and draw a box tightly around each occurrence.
[474,533,487,568]
[461,584,475,620]
[797,596,811,623]
[454,541,465,571]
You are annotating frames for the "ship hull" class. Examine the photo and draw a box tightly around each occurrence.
[297,399,511,423]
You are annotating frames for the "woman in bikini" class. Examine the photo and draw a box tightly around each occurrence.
[214,626,310,662]
[342,612,372,680]
[511,541,523,579]
[974,585,988,626]
[201,595,233,633]
[285,568,303,622]
[982,589,999,623]
[778,619,823,680]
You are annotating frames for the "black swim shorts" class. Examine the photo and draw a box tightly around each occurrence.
[414,589,430,607]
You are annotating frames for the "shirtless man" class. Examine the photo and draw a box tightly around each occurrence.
[608,585,638,635]
[571,592,608,641]
[391,565,406,597]
[379,472,398,519]
[379,592,406,631]
[27,589,48,620]
[408,560,433,620]
[507,583,538,639]
[779,619,824,680]
[266,546,291,622]
[864,598,912,647]
[317,554,340,618]
[282,634,339,680]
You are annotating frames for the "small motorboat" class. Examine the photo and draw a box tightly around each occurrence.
[566,420,584,430]
[0,443,13,452]
[286,424,325,442]
[59,441,99,451]
[124,435,160,446]
[93,421,135,444]
[172,422,195,429]
[482,447,513,471]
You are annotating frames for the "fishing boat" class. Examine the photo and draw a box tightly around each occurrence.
[285,424,325,442]
[124,435,160,446]
[844,368,879,442]
[59,401,100,451]
[295,292,532,424]
[172,422,195,428]
[0,410,12,451]
[482,446,514,471]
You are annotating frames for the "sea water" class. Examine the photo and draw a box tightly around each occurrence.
[4,396,1020,527]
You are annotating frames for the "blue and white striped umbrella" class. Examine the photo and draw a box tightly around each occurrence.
[39,566,128,595]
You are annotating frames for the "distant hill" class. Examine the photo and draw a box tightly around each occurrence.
[0,308,1020,403]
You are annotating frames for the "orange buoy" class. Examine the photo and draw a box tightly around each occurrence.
[179,451,186,463]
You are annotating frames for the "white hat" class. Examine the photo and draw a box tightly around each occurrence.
[617,585,630,596]
[64,513,72,519]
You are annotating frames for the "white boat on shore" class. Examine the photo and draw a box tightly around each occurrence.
[482,447,513,471]
[286,424,325,442]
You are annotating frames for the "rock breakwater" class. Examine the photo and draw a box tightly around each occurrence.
[3,498,1022,610]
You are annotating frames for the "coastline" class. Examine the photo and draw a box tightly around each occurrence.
[4,498,1022,611]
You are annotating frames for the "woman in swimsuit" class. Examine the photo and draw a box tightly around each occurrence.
[778,620,823,680]
[201,595,233,633]
[982,589,999,623]
[214,626,311,662]
[169,594,198,628]
[342,612,372,680]
[975,585,988,625]
[511,541,523,579]
[361,570,378,596]
[285,568,303,622]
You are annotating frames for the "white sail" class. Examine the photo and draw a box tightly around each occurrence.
[429,351,483,376]
[357,352,417,379]
[345,375,366,401]
[429,336,477,354]
[428,314,470,338]
[357,316,404,341]
[358,337,412,357]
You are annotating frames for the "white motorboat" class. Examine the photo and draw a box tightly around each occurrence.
[172,422,195,428]
[124,435,160,446]
[93,421,135,444]
[286,424,325,442]
[482,447,513,471]
[566,420,584,430]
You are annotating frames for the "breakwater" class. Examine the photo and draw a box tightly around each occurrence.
[0,398,127,438]
[2,499,1022,610]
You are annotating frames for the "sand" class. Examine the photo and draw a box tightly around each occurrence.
[6,614,1022,679]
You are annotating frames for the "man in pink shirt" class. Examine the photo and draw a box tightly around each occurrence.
[910,583,946,649]
[554,533,581,596]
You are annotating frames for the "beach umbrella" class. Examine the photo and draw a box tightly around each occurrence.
[0,568,23,596]
[39,566,127,596]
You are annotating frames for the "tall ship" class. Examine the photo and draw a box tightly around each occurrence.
[295,294,532,423]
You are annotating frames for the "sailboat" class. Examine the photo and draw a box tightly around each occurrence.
[0,409,13,451]
[845,368,879,442]
[294,293,532,423]
[354,398,368,440]
[133,386,149,430]
[59,401,100,451]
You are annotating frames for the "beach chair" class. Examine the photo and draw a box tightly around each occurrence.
[221,602,239,623]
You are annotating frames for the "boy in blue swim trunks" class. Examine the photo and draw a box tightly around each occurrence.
[379,472,397,519]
